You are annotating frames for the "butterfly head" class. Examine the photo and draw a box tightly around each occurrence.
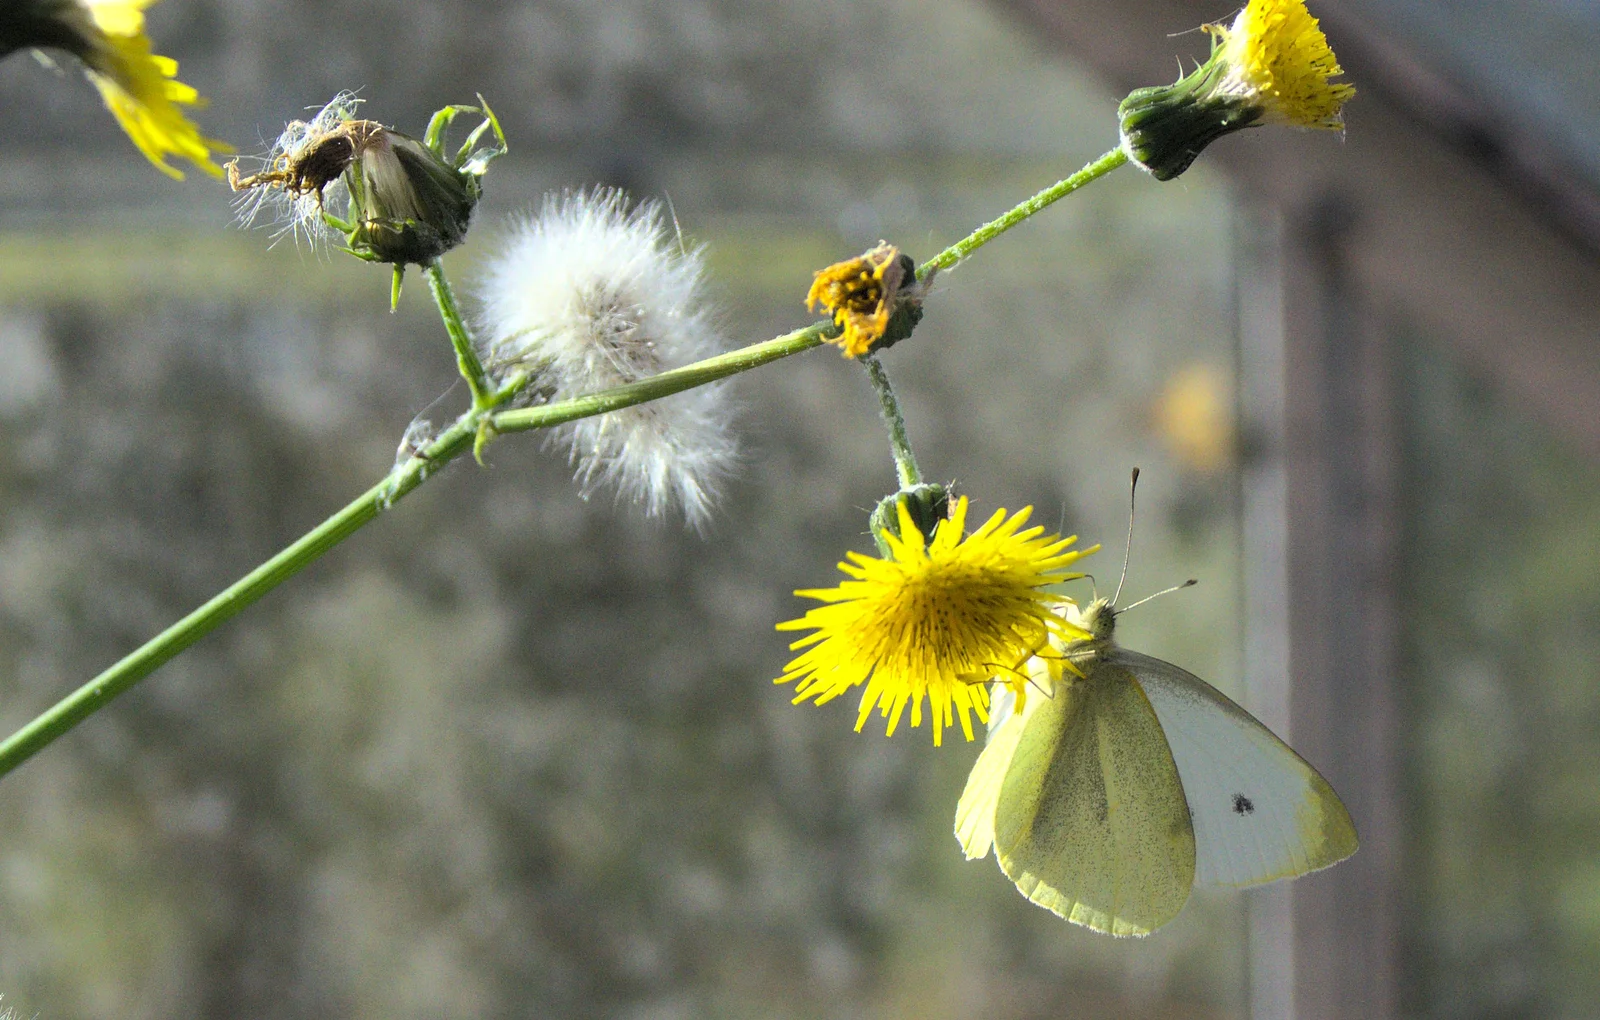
[1063,597,1119,672]
[1078,597,1118,642]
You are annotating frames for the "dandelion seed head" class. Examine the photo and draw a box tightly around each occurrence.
[476,189,736,528]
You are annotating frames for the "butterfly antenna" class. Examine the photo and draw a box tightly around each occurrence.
[1119,578,1199,613]
[1112,467,1139,607]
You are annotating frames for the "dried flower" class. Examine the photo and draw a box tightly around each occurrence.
[1119,0,1354,180]
[1,0,228,178]
[228,92,360,249]
[229,94,505,265]
[476,189,735,527]
[806,242,930,358]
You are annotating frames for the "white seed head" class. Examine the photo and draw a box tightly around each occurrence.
[476,189,737,528]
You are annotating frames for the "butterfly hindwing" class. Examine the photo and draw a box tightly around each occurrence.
[992,661,1196,937]
[955,693,1027,861]
[1115,648,1359,887]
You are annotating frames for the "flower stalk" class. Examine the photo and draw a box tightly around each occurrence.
[918,147,1129,278]
[862,354,921,489]
[425,258,494,410]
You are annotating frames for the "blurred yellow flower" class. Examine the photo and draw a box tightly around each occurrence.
[776,496,1094,745]
[1155,364,1234,474]
[2,0,227,178]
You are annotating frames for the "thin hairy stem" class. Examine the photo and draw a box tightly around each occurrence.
[861,354,921,488]
[918,146,1129,278]
[0,140,1137,779]
[489,323,831,434]
[426,259,494,409]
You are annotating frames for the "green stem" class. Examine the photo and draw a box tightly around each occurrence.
[918,146,1129,278]
[0,326,830,781]
[491,322,830,434]
[0,413,468,782]
[861,354,921,488]
[426,259,494,409]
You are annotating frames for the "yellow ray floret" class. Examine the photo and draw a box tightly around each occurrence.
[1213,0,1354,129]
[775,497,1095,745]
[81,0,228,178]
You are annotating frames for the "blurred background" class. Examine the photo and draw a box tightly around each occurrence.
[0,1,1597,1018]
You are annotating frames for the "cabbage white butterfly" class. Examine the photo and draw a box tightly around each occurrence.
[954,472,1358,937]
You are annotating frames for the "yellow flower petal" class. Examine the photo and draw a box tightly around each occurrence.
[1215,0,1355,129]
[81,0,229,179]
[84,0,157,38]
[774,496,1096,745]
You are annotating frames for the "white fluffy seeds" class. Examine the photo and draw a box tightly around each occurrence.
[476,190,736,527]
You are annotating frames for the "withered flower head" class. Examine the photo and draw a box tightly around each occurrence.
[806,242,931,359]
[229,93,506,266]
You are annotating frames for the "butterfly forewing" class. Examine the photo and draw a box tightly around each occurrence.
[993,662,1196,937]
[1115,649,1359,887]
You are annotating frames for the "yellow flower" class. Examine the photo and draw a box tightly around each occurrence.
[1212,0,1355,129]
[806,242,927,359]
[3,0,227,179]
[775,496,1095,745]
[1119,0,1352,180]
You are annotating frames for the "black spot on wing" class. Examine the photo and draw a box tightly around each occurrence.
[1232,793,1254,815]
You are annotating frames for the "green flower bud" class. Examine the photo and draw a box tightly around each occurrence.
[342,126,479,265]
[870,483,951,557]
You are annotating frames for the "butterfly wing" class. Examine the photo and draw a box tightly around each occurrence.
[984,680,1018,738]
[1114,649,1359,887]
[954,688,1027,861]
[992,660,1196,937]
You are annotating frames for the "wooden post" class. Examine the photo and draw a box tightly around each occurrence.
[1280,192,1403,1020]
[1236,202,1298,1020]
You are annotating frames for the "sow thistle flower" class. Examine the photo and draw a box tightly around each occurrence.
[807,242,931,359]
[1119,0,1354,181]
[776,495,1095,745]
[476,189,736,527]
[229,93,505,266]
[0,0,227,179]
